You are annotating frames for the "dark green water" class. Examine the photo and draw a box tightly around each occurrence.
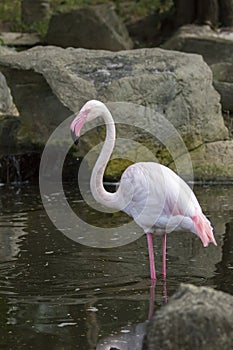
[0,184,232,350]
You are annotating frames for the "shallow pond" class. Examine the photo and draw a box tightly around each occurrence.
[0,183,232,350]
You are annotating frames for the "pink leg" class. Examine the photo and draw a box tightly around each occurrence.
[147,233,156,280]
[162,233,167,279]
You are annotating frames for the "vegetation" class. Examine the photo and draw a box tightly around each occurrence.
[0,0,173,35]
[0,0,21,30]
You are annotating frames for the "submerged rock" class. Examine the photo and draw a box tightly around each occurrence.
[143,284,233,350]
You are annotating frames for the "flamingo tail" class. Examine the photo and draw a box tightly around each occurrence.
[192,212,217,247]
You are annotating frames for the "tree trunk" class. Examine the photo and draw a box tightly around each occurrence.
[173,0,233,28]
[173,0,196,27]
[21,0,50,26]
[219,0,233,26]
[196,0,219,26]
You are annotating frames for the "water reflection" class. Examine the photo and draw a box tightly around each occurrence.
[96,321,147,350]
[96,280,164,349]
[0,184,232,350]
[212,220,233,293]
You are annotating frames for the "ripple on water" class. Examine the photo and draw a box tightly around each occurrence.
[0,184,232,350]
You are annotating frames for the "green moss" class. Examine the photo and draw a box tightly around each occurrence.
[16,117,44,151]
[105,158,133,179]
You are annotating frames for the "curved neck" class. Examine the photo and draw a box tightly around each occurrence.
[90,107,119,208]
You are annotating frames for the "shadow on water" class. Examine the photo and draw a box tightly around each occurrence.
[0,183,232,350]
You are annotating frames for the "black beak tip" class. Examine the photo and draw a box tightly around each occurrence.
[71,130,79,145]
[74,137,79,145]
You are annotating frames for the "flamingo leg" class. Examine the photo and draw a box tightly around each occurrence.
[147,233,156,280]
[162,232,167,279]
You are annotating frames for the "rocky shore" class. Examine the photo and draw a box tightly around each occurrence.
[0,6,232,183]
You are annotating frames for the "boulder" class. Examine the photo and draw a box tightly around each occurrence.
[45,4,133,51]
[173,140,233,181]
[143,284,233,350]
[126,14,160,48]
[21,0,50,26]
[163,24,233,65]
[0,32,41,47]
[0,71,17,116]
[211,62,233,112]
[0,115,21,152]
[0,45,229,180]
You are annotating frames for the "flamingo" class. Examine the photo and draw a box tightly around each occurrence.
[70,100,217,280]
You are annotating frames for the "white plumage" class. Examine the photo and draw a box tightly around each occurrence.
[70,100,217,280]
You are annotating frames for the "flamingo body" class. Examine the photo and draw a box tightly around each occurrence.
[119,162,215,246]
[70,100,217,280]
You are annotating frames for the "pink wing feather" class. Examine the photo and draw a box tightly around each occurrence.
[192,212,217,247]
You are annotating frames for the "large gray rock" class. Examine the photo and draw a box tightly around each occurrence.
[0,45,229,180]
[143,284,233,350]
[173,140,233,181]
[46,4,133,51]
[163,24,233,65]
[0,32,41,47]
[211,62,233,112]
[0,47,18,117]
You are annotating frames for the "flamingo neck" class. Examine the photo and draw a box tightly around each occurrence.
[90,107,119,208]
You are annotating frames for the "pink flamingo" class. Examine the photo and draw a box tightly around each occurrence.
[70,100,217,280]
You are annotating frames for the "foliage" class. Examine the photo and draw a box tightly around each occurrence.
[0,0,174,35]
[0,0,21,26]
[120,0,173,16]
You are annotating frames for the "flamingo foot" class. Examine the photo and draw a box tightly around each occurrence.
[147,233,156,280]
[162,232,167,279]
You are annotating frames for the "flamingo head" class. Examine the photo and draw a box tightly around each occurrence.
[70,100,105,144]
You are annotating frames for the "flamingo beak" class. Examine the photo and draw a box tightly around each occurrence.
[74,137,79,145]
[70,111,86,145]
[70,130,79,145]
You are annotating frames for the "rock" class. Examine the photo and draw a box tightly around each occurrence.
[211,62,233,112]
[127,14,160,48]
[163,24,233,65]
[0,73,18,122]
[143,284,233,350]
[45,4,133,51]
[175,140,233,181]
[0,115,21,151]
[0,32,41,47]
[0,57,72,145]
[21,0,50,26]
[0,46,17,56]
[0,45,229,180]
[0,72,14,115]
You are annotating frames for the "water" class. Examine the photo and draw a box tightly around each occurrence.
[0,183,232,350]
